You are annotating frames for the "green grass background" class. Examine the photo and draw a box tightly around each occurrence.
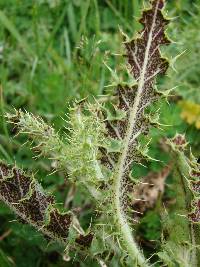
[0,0,199,266]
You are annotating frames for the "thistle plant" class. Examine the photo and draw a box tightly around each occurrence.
[0,1,199,266]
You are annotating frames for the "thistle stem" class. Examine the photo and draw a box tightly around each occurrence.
[114,174,149,267]
[113,2,161,266]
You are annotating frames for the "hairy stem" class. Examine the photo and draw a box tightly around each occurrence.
[113,2,161,266]
[114,177,148,266]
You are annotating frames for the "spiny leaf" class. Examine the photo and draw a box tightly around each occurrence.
[7,107,105,189]
[0,161,93,247]
[6,110,68,169]
[102,0,170,176]
[163,134,200,266]
[0,161,71,243]
[168,134,200,223]
[99,0,171,265]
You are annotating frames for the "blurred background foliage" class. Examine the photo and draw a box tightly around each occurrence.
[0,0,199,266]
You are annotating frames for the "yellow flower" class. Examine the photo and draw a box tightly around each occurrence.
[179,101,200,129]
